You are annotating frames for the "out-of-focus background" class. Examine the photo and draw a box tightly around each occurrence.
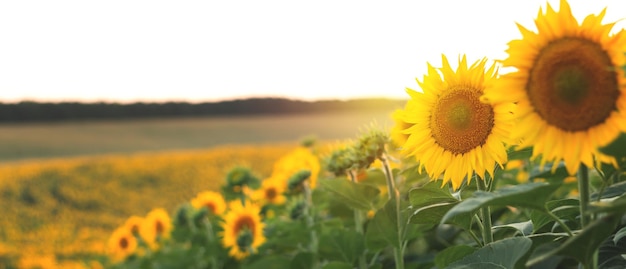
[1,0,625,268]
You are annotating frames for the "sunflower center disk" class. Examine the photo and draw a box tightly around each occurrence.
[431,89,494,155]
[234,216,256,237]
[528,38,618,131]
[119,237,129,249]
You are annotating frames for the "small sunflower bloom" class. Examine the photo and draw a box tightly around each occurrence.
[221,201,266,260]
[123,216,143,236]
[273,147,321,188]
[398,55,513,190]
[108,226,137,262]
[251,177,287,206]
[139,208,172,249]
[482,0,626,175]
[191,191,227,215]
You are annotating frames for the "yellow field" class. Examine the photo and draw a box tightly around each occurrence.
[0,143,302,268]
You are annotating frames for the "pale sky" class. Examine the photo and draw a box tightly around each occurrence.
[1,0,624,103]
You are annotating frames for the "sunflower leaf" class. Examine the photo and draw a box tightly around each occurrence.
[599,132,626,161]
[318,178,380,211]
[526,214,621,267]
[447,237,532,269]
[441,182,561,225]
[434,245,476,269]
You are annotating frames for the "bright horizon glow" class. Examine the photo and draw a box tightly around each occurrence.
[1,0,625,103]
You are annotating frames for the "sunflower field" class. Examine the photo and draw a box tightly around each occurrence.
[5,0,626,268]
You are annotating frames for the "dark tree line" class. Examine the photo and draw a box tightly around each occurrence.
[0,98,406,123]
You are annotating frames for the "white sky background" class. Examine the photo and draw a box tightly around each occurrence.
[1,0,625,103]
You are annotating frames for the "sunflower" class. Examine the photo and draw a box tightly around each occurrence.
[221,201,266,260]
[399,55,513,190]
[139,208,172,249]
[482,0,626,175]
[251,176,287,206]
[108,226,137,261]
[123,216,143,236]
[272,147,320,188]
[191,191,227,215]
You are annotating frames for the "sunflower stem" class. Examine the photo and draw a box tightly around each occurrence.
[476,177,493,245]
[348,170,367,269]
[204,219,219,269]
[577,164,597,269]
[303,180,318,261]
[381,153,405,269]
[577,164,591,227]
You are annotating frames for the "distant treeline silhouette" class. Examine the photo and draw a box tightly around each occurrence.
[0,98,406,123]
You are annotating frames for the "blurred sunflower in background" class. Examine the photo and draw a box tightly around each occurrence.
[191,190,227,215]
[108,226,137,262]
[398,55,513,190]
[139,208,172,249]
[123,215,143,236]
[251,176,287,206]
[221,201,266,260]
[482,0,626,174]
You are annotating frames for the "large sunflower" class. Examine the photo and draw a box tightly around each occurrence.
[399,55,512,190]
[221,201,266,260]
[108,226,137,262]
[482,0,626,175]
[191,191,227,215]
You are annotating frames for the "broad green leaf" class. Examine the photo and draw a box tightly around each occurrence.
[367,199,401,248]
[530,199,579,233]
[613,226,626,245]
[322,262,352,269]
[409,181,458,208]
[435,245,475,269]
[410,202,457,226]
[527,214,621,267]
[447,237,532,269]
[448,263,505,269]
[290,252,315,269]
[492,221,533,237]
[318,229,365,264]
[244,256,291,269]
[441,183,561,225]
[591,181,626,200]
[319,178,380,211]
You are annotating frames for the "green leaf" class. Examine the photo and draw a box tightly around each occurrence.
[441,183,561,225]
[492,221,533,237]
[321,262,353,269]
[409,181,458,208]
[319,178,380,211]
[447,237,532,269]
[592,181,626,200]
[244,256,292,269]
[530,199,579,233]
[435,245,475,269]
[527,214,621,267]
[600,132,626,160]
[367,199,401,248]
[410,202,457,226]
[613,226,626,245]
[319,229,365,264]
[507,147,532,160]
[290,252,315,269]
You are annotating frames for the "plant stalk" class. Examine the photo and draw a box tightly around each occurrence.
[381,153,404,269]
[348,170,367,269]
[476,177,493,244]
